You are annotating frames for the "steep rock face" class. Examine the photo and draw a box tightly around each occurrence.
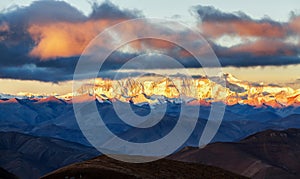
[0,132,99,179]
[169,128,300,179]
[41,155,247,179]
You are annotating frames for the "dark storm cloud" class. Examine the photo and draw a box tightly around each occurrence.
[191,5,300,67]
[208,39,300,67]
[0,52,140,82]
[218,56,300,67]
[0,64,73,82]
[195,5,251,22]
[0,0,88,68]
[90,1,142,20]
[0,0,86,45]
[0,0,141,82]
[2,0,86,25]
[194,5,286,38]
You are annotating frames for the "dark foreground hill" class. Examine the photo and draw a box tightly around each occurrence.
[169,128,300,179]
[41,155,247,179]
[0,132,99,179]
[2,129,300,179]
[0,167,18,179]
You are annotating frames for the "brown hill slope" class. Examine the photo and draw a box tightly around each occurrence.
[169,128,300,179]
[41,155,247,179]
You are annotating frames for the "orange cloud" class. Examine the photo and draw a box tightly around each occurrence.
[227,39,296,56]
[28,19,176,59]
[289,16,300,34]
[27,16,298,62]
[126,38,176,52]
[28,19,125,59]
[201,21,286,38]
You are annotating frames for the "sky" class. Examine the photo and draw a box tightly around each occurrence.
[2,0,299,21]
[0,0,300,95]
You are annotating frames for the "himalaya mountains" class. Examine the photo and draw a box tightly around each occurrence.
[3,73,299,108]
[1,73,300,178]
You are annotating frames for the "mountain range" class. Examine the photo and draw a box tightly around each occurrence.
[73,73,300,108]
[2,73,300,108]
[1,96,300,147]
[0,96,299,178]
[1,74,300,178]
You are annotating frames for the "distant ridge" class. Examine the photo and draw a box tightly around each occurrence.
[0,98,19,104]
[36,96,66,104]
